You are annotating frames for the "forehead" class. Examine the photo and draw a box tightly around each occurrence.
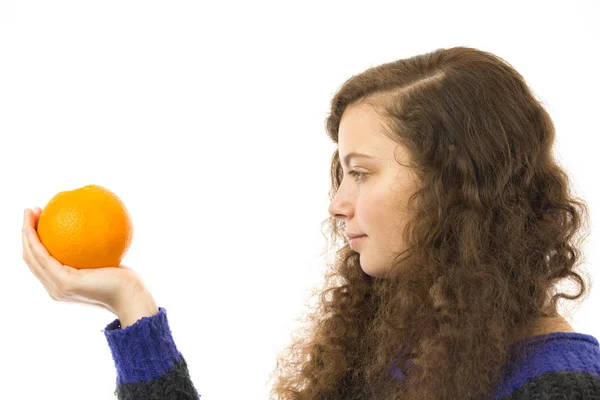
[337,103,393,156]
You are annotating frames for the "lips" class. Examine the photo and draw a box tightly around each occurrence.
[346,233,366,239]
[348,235,366,247]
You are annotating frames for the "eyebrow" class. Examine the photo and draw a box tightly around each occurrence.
[342,152,377,168]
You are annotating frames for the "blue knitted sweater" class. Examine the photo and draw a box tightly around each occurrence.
[102,307,600,399]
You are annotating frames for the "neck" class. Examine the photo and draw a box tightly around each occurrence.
[511,315,575,345]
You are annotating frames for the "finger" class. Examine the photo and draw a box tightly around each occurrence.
[24,215,63,272]
[22,210,47,280]
[22,207,29,228]
[23,213,75,297]
[22,225,59,299]
[22,209,65,301]
[22,225,45,282]
[33,207,42,230]
[23,207,42,231]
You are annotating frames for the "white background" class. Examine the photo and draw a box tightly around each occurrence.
[1,1,598,399]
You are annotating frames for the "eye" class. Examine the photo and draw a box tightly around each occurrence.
[348,170,367,182]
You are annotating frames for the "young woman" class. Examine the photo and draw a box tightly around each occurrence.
[22,46,600,399]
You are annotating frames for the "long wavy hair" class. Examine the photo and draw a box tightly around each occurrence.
[266,46,592,399]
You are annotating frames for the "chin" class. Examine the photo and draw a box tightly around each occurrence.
[360,257,398,279]
[359,259,383,278]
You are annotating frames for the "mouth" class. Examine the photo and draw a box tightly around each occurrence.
[349,235,366,246]
[346,232,366,239]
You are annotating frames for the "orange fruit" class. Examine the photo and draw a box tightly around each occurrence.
[36,184,133,269]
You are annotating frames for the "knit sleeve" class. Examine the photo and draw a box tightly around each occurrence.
[102,307,200,399]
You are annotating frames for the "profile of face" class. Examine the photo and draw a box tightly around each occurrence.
[328,102,421,278]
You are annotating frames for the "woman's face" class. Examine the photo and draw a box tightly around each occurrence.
[328,102,420,278]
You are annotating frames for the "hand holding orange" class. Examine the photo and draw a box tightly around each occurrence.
[21,185,155,318]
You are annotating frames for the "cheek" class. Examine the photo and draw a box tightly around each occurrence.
[354,196,371,225]
[355,193,388,232]
[357,192,406,249]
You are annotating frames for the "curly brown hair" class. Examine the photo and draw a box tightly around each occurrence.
[266,46,592,399]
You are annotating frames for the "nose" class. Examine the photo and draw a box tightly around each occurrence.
[328,201,342,220]
[328,192,351,221]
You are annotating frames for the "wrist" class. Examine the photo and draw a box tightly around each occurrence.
[115,290,159,329]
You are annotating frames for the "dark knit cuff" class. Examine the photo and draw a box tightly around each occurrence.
[102,307,182,384]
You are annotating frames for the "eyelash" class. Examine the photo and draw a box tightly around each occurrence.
[348,170,367,182]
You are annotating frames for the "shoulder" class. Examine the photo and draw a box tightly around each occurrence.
[494,332,600,399]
